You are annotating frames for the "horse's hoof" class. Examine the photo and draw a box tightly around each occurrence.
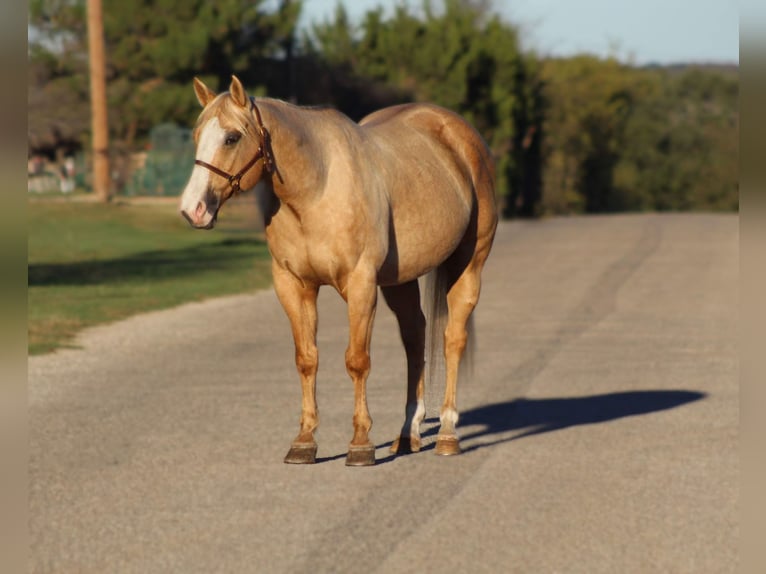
[390,436,421,454]
[435,436,461,456]
[284,443,318,464]
[345,444,376,466]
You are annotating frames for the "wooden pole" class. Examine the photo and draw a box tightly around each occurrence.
[87,0,111,201]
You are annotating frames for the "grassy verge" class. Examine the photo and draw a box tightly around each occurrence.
[28,196,272,355]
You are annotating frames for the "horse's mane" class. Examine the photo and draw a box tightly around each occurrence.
[193,94,260,138]
[195,94,346,140]
[259,97,335,113]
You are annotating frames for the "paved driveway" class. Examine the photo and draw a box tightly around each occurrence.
[29,214,738,573]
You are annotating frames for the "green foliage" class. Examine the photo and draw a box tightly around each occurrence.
[29,0,302,147]
[541,58,738,214]
[309,0,543,213]
[620,68,738,212]
[541,56,634,213]
[29,0,738,214]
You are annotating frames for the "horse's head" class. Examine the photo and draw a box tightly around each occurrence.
[180,76,273,229]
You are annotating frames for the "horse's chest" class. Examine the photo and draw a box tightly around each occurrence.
[266,226,345,286]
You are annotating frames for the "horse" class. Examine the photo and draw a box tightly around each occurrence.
[180,76,498,466]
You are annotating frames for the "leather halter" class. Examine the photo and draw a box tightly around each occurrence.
[194,99,276,195]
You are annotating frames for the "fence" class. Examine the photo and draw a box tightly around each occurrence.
[28,152,89,194]
[123,123,195,196]
[27,172,62,193]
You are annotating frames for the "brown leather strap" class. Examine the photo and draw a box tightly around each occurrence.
[252,100,267,137]
[251,99,278,178]
[193,99,276,194]
[195,146,264,194]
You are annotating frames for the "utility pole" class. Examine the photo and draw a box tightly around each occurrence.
[282,0,297,103]
[87,0,111,201]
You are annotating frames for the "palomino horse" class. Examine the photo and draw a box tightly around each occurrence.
[180,76,497,466]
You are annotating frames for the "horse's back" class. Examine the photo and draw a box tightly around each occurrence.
[359,103,497,284]
[360,103,495,206]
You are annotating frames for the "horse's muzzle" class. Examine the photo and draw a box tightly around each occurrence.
[180,208,218,229]
[181,198,219,229]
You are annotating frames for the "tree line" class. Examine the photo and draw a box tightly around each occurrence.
[28,0,738,215]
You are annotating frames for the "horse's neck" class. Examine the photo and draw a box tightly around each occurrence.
[257,100,327,210]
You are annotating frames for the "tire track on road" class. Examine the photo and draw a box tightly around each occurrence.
[501,216,662,395]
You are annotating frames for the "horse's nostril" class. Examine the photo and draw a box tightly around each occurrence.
[195,201,206,219]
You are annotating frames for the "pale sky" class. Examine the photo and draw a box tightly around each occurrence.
[297,0,739,65]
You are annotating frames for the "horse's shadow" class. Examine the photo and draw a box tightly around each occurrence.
[363,389,705,462]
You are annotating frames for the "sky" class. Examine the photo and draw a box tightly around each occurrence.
[297,0,739,65]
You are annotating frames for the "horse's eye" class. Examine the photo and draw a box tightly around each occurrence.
[225,133,241,146]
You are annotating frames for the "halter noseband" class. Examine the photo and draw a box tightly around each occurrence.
[194,99,276,195]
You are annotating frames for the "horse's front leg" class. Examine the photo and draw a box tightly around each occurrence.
[343,269,378,466]
[273,263,320,464]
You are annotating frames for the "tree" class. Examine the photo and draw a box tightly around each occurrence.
[617,67,738,212]
[102,0,301,143]
[540,57,737,214]
[29,0,302,151]
[29,1,90,156]
[308,0,545,216]
[540,56,639,213]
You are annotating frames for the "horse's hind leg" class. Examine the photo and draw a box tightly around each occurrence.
[381,281,426,454]
[272,262,320,464]
[436,250,490,455]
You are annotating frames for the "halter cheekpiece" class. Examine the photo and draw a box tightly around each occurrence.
[194,98,276,195]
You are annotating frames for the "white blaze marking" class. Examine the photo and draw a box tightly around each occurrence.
[180,117,226,215]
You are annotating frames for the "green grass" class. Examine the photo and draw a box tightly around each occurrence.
[28,197,272,355]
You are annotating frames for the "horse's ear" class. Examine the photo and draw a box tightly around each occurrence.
[193,77,216,108]
[229,75,248,108]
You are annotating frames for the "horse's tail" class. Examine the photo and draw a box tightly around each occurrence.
[424,266,474,387]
